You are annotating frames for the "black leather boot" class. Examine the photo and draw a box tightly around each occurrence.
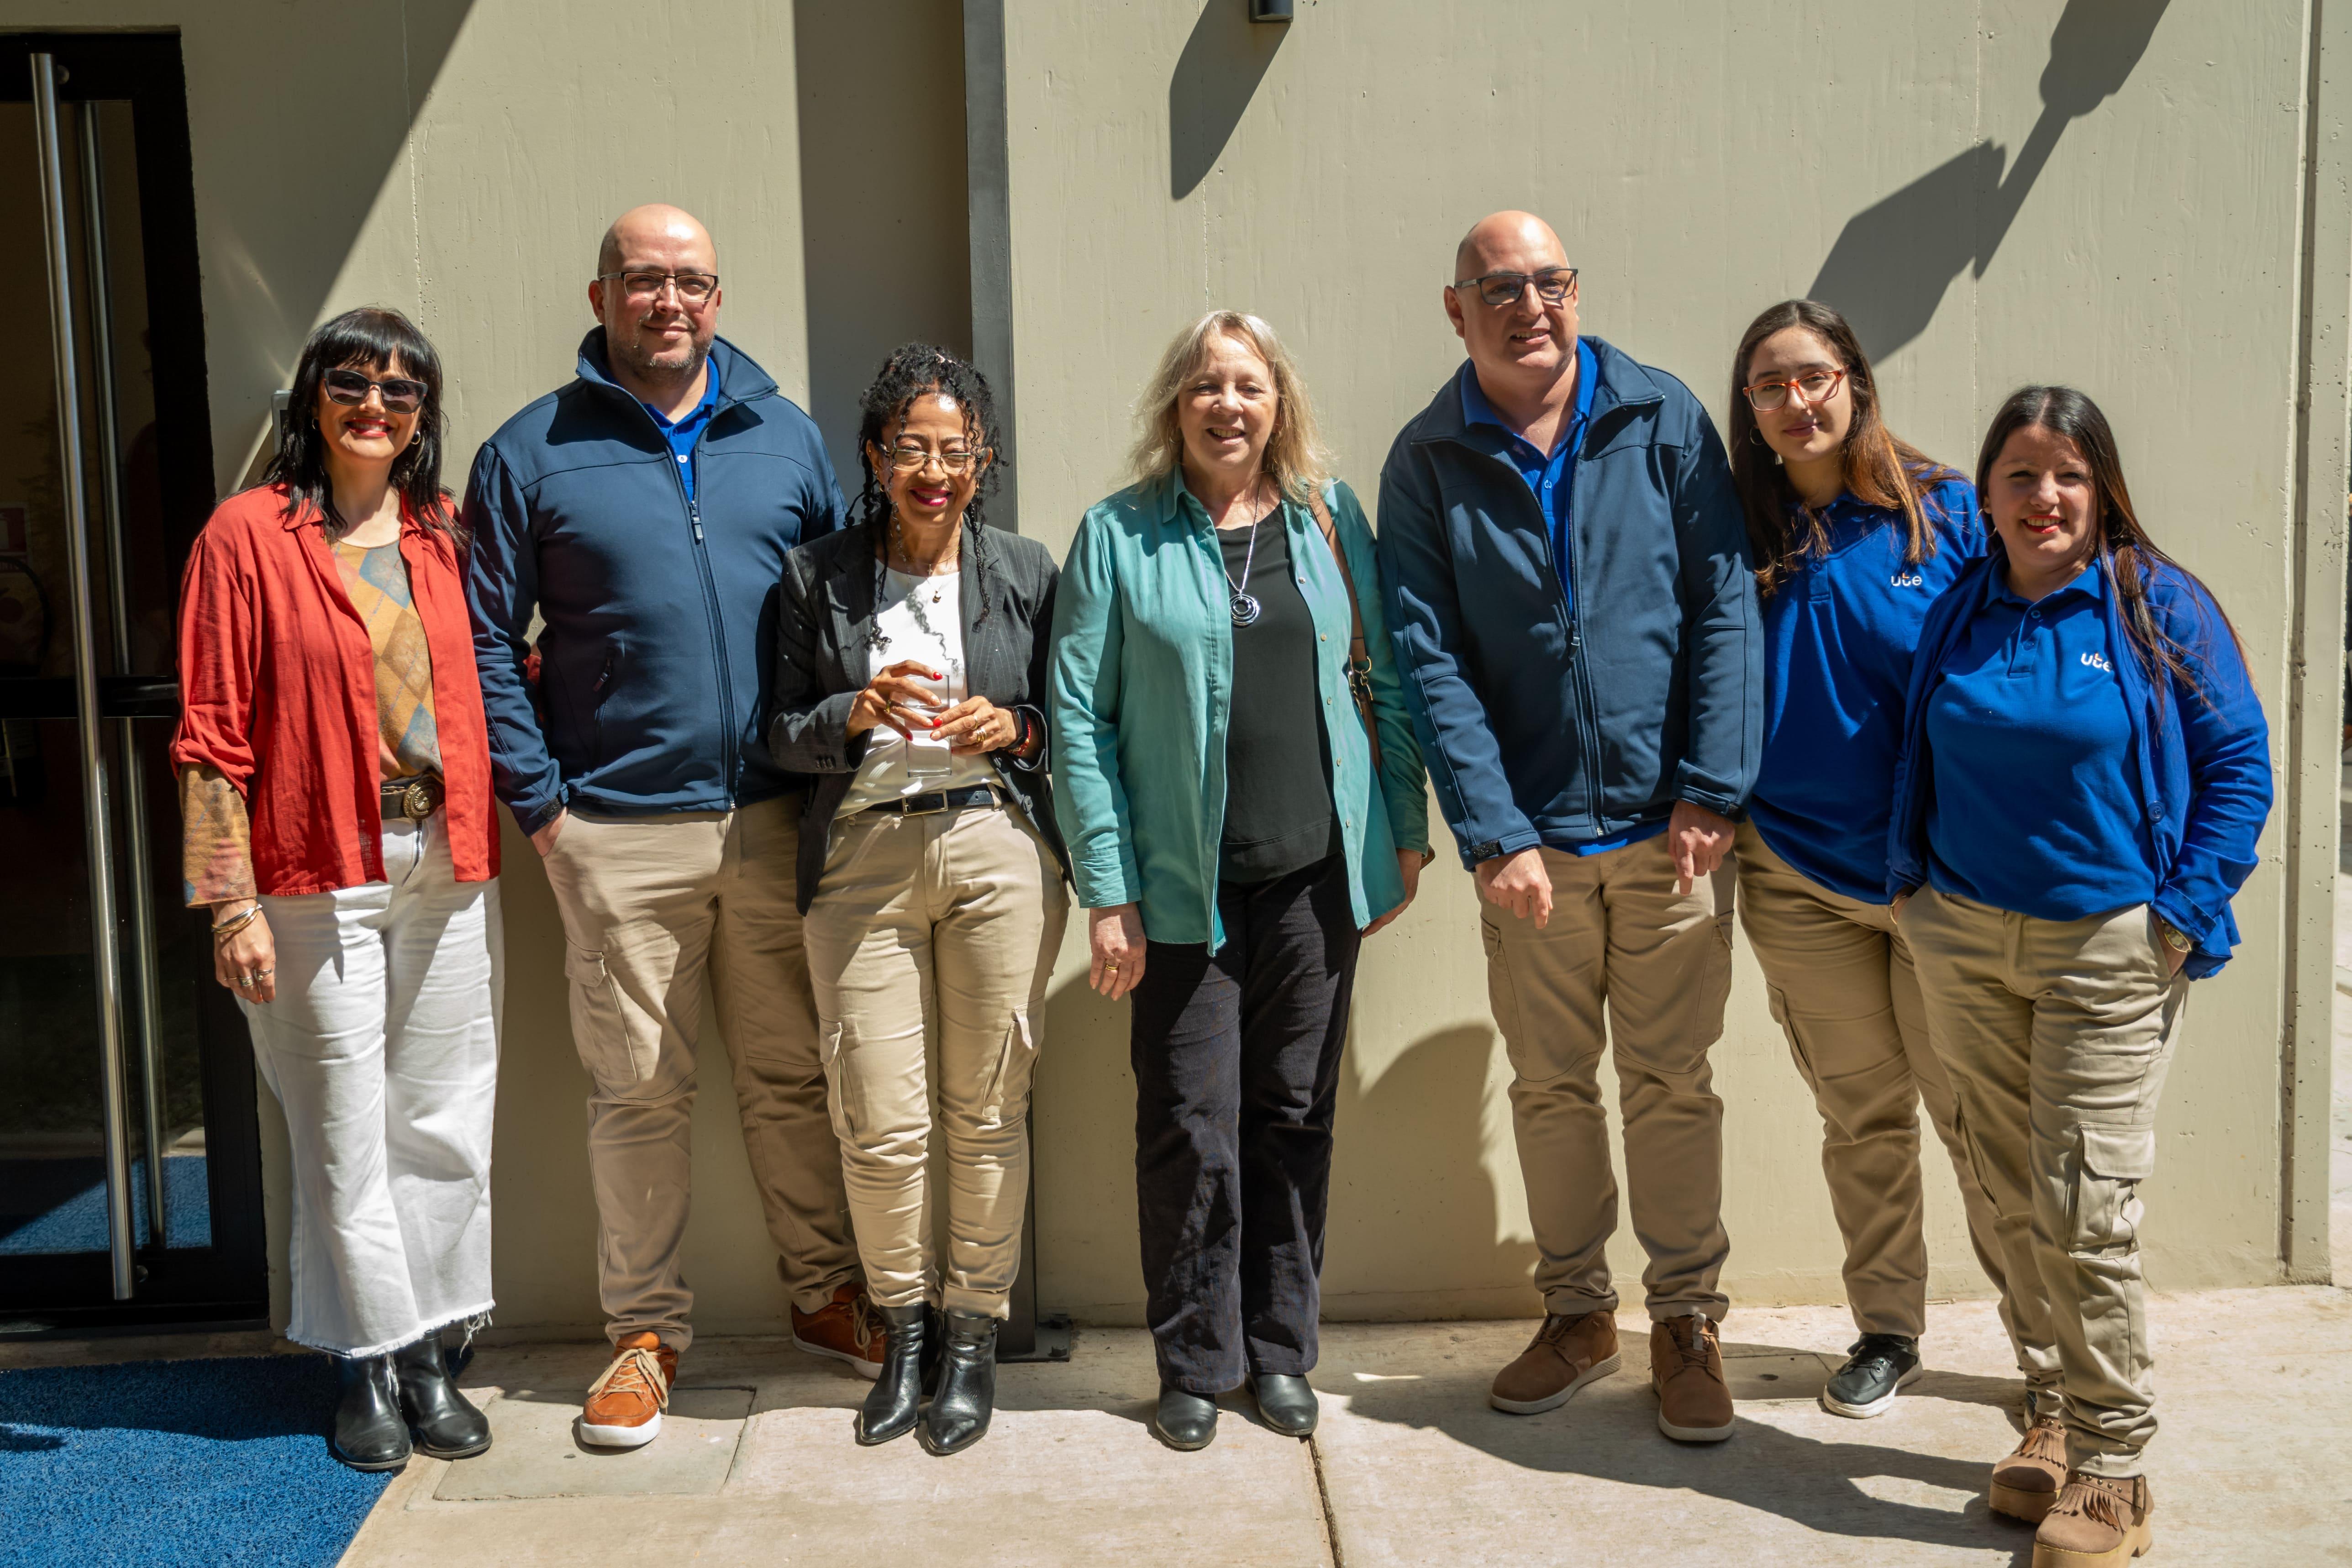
[858,1304,928,1446]
[392,1334,492,1459]
[1251,1373,1319,1436]
[331,1353,412,1471]
[919,1310,997,1456]
[1151,1384,1218,1451]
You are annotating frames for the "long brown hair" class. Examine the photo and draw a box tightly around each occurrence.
[1974,386,2241,699]
[1728,300,1954,597]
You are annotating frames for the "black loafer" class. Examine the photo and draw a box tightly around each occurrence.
[1151,1386,1218,1451]
[1251,1373,1318,1436]
[1819,1332,1922,1419]
[331,1353,413,1472]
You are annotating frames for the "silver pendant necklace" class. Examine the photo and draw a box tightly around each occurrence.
[1219,489,1273,626]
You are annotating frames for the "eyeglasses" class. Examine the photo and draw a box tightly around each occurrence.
[1742,368,1847,412]
[323,368,427,413]
[885,445,979,474]
[1449,267,1578,309]
[598,269,720,305]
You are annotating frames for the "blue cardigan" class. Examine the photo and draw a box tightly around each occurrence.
[1887,551,2272,978]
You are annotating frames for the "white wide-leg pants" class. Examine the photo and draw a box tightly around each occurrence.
[243,815,503,1356]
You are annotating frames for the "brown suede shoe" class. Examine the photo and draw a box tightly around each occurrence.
[792,1282,884,1380]
[1991,1412,2071,1523]
[1650,1315,1734,1442]
[1490,1310,1621,1414]
[578,1331,677,1449]
[2032,1473,2154,1567]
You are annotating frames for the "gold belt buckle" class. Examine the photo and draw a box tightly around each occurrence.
[395,779,436,821]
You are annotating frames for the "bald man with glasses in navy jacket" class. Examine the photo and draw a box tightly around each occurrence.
[1377,210,1761,1445]
[464,204,874,1452]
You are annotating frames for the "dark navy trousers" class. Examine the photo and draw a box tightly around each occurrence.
[1129,855,1361,1393]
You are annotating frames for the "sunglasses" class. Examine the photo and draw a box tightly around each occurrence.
[323,367,428,414]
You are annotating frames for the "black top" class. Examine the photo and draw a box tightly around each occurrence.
[768,520,1068,914]
[1217,516,1339,884]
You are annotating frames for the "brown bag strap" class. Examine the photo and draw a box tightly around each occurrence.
[1305,485,1383,774]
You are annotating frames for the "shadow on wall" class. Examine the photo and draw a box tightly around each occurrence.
[203,2,474,488]
[794,0,974,495]
[1806,0,2171,363]
[1323,1025,1540,1314]
[1169,0,1289,200]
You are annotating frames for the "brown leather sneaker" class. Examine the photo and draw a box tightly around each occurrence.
[792,1281,884,1380]
[1991,1412,2071,1523]
[1650,1315,1734,1442]
[2032,1473,2154,1567]
[1489,1310,1621,1414]
[578,1331,677,1449]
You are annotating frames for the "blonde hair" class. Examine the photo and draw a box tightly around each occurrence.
[1127,310,1334,503]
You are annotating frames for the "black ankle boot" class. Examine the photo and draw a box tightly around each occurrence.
[919,1310,997,1456]
[331,1353,412,1471]
[392,1334,492,1459]
[858,1304,928,1446]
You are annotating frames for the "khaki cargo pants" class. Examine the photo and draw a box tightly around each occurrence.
[1735,824,2013,1344]
[1903,885,2187,1476]
[1480,832,1736,1321]
[542,793,856,1351]
[804,801,1067,1320]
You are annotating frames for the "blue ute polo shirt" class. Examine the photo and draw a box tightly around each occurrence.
[1748,477,1982,902]
[644,364,721,501]
[1921,561,2152,920]
[1460,337,1657,857]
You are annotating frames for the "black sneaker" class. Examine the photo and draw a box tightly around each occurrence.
[1819,1333,1921,1419]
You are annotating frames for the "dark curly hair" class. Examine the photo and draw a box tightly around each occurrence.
[853,343,1003,631]
[263,306,455,539]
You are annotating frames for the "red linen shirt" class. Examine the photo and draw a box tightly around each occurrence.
[171,484,500,893]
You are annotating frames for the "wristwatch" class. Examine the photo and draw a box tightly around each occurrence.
[2156,920,2192,954]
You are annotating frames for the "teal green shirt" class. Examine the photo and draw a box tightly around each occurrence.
[1049,474,1431,950]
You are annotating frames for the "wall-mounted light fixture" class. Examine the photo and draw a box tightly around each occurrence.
[1249,0,1293,20]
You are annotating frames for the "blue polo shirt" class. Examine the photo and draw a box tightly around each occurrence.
[1459,338,1598,619]
[1462,339,1652,856]
[642,365,721,501]
[1921,561,2153,920]
[1749,477,1982,901]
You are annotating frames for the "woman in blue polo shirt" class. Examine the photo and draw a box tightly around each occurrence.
[1726,300,2014,1425]
[1890,386,2269,1565]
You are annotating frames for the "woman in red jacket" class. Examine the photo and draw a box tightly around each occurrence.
[174,308,502,1472]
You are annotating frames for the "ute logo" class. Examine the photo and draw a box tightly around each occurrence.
[1890,573,1925,588]
[2080,651,2114,674]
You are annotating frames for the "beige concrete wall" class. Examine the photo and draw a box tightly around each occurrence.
[0,0,963,1337]
[12,0,2337,1340]
[1000,0,2346,1325]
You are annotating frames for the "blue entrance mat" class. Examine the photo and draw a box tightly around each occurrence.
[0,1155,215,1255]
[0,1355,390,1568]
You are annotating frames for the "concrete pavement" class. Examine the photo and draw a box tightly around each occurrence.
[329,1285,2349,1568]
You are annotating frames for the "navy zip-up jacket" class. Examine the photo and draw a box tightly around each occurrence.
[1887,551,2271,979]
[463,331,846,834]
[1376,338,1760,868]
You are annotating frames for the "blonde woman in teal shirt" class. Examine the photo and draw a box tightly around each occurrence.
[1050,310,1430,1452]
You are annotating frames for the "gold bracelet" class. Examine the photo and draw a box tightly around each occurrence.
[212,903,263,941]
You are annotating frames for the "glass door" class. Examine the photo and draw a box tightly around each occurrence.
[0,33,264,1331]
